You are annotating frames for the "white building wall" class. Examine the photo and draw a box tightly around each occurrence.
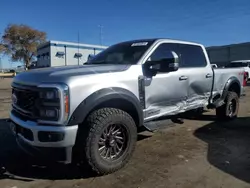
[65,47,96,66]
[37,40,107,68]
[37,46,51,67]
[50,45,67,67]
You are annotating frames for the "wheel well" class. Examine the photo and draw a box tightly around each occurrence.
[90,98,141,127]
[228,82,240,97]
[212,94,221,102]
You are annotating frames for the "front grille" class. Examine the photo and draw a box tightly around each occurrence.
[12,88,37,111]
[12,109,36,121]
[12,85,39,119]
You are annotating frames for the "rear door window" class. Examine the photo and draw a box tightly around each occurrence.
[179,44,207,68]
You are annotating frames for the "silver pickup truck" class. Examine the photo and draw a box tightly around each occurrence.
[9,38,246,175]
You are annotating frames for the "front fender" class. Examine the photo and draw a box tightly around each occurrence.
[67,87,143,127]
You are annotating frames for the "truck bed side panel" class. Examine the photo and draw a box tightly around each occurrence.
[213,68,244,96]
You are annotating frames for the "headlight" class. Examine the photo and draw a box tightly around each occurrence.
[37,84,69,124]
[38,89,60,121]
[39,90,58,100]
[39,108,59,120]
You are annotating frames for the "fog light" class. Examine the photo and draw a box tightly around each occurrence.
[38,131,64,142]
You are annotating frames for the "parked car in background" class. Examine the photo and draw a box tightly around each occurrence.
[226,60,250,80]
[9,69,16,76]
[9,38,247,175]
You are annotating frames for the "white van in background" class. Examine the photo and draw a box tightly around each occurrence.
[227,60,250,80]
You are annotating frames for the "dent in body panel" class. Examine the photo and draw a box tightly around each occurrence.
[184,67,213,107]
[213,71,224,96]
[143,70,188,120]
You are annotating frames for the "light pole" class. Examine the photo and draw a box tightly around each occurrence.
[77,31,80,65]
[98,25,103,46]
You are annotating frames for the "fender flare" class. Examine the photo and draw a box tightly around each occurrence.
[221,76,241,100]
[67,87,143,127]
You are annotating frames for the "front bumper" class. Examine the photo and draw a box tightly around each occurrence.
[9,112,78,163]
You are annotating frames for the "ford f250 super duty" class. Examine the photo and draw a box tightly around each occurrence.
[9,38,247,175]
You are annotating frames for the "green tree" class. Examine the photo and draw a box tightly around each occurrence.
[0,24,47,69]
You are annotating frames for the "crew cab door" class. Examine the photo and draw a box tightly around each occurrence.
[178,44,213,109]
[142,43,188,121]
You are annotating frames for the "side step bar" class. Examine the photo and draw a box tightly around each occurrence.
[143,117,184,132]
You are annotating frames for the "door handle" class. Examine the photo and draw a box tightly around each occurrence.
[179,76,188,81]
[206,73,212,78]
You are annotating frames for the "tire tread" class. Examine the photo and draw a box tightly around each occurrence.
[216,91,239,120]
[79,108,137,175]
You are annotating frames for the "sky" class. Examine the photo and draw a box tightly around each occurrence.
[0,0,250,68]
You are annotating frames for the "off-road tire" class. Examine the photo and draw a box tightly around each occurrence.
[74,108,137,175]
[216,91,239,120]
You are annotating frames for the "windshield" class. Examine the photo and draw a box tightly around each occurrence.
[86,40,155,65]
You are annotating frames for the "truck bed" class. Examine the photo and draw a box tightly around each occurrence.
[213,67,244,96]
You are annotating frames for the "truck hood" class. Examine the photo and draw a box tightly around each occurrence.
[13,65,130,86]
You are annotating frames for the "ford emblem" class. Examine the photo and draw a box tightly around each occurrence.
[12,93,17,104]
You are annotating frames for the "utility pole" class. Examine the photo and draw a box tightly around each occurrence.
[0,32,2,72]
[77,31,80,65]
[0,57,2,72]
[98,25,103,46]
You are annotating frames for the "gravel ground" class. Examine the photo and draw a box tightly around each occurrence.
[1,78,250,188]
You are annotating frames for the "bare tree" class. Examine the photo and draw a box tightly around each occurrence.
[0,24,47,69]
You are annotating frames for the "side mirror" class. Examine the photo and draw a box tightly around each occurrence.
[144,51,179,76]
[150,61,179,72]
[87,54,95,61]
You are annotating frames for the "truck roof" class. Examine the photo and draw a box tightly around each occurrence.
[118,38,202,47]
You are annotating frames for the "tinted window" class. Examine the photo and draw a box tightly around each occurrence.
[179,44,207,67]
[149,43,179,62]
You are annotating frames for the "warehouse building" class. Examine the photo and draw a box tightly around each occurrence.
[36,40,108,68]
[206,42,250,67]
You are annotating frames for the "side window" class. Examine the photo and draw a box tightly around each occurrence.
[149,43,179,62]
[179,44,207,68]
